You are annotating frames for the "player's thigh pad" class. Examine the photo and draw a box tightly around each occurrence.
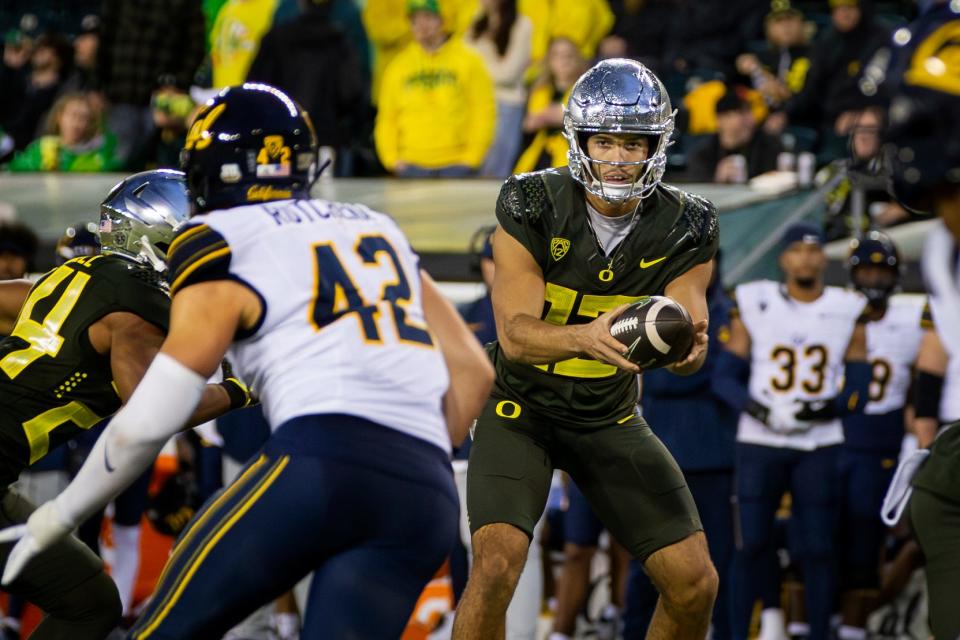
[0,489,116,619]
[559,421,702,562]
[467,397,553,538]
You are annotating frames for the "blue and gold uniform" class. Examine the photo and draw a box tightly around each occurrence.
[129,196,458,640]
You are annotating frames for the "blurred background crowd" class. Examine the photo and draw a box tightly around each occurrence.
[0,0,917,191]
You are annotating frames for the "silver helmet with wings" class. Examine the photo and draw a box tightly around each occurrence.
[564,59,675,202]
[99,169,189,273]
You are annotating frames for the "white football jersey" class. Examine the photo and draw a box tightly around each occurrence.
[863,294,929,415]
[170,198,451,452]
[941,351,960,423]
[924,223,960,423]
[735,280,866,450]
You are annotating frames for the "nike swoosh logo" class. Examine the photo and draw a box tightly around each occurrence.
[104,445,115,473]
[640,256,667,269]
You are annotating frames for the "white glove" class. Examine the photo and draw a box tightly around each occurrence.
[0,500,73,585]
[766,400,808,434]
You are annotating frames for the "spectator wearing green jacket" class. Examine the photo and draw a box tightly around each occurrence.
[8,92,122,172]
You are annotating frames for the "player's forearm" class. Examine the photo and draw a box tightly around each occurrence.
[55,353,206,526]
[187,384,234,426]
[500,314,586,364]
[420,270,495,444]
[914,417,939,449]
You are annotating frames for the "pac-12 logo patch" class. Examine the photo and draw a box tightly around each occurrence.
[550,237,570,261]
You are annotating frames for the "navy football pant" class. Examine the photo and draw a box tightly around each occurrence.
[730,444,839,640]
[837,448,896,589]
[622,470,735,640]
[127,414,458,640]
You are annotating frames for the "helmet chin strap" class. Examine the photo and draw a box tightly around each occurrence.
[138,236,168,273]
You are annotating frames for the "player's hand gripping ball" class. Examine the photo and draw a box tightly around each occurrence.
[609,297,695,369]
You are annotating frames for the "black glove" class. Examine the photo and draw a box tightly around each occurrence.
[219,360,257,409]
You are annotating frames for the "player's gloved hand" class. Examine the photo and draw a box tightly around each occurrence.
[795,399,837,422]
[219,360,258,409]
[0,501,73,585]
[766,400,808,434]
[746,399,807,434]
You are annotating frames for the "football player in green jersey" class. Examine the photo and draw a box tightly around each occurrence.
[453,59,719,640]
[0,170,251,639]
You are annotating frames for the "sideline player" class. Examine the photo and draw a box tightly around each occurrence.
[836,231,931,638]
[0,170,252,638]
[0,83,494,639]
[453,59,720,640]
[714,223,870,640]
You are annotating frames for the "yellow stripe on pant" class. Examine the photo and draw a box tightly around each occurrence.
[133,454,289,639]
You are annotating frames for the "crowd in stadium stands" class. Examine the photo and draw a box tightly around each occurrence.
[0,1,914,177]
[0,1,946,639]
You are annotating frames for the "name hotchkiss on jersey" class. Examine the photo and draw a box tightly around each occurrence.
[258,199,375,226]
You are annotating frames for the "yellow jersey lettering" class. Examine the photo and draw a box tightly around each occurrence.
[1,267,91,379]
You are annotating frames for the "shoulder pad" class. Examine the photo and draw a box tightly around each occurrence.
[167,223,232,296]
[497,172,550,225]
[680,191,719,246]
[88,255,168,293]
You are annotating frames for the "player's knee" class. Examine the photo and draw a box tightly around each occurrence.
[471,524,529,588]
[661,560,718,615]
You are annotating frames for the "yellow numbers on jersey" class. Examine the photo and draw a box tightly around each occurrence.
[769,344,829,394]
[1,264,91,380]
[869,358,892,403]
[23,401,100,464]
[536,282,644,378]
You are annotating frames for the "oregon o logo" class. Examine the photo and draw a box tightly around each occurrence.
[495,400,522,419]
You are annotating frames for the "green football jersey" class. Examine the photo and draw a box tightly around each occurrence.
[0,255,170,485]
[492,167,719,426]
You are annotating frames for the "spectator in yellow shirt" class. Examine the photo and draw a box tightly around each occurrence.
[375,0,496,178]
[364,0,477,104]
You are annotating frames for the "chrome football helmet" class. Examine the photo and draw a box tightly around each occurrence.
[564,59,675,202]
[99,169,189,273]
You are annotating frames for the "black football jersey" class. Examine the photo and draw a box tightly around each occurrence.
[493,167,719,426]
[0,255,169,485]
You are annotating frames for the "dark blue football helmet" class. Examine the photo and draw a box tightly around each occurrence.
[55,222,100,265]
[180,83,318,213]
[883,5,960,213]
[847,230,902,307]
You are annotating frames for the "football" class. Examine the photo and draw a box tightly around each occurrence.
[609,296,695,369]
